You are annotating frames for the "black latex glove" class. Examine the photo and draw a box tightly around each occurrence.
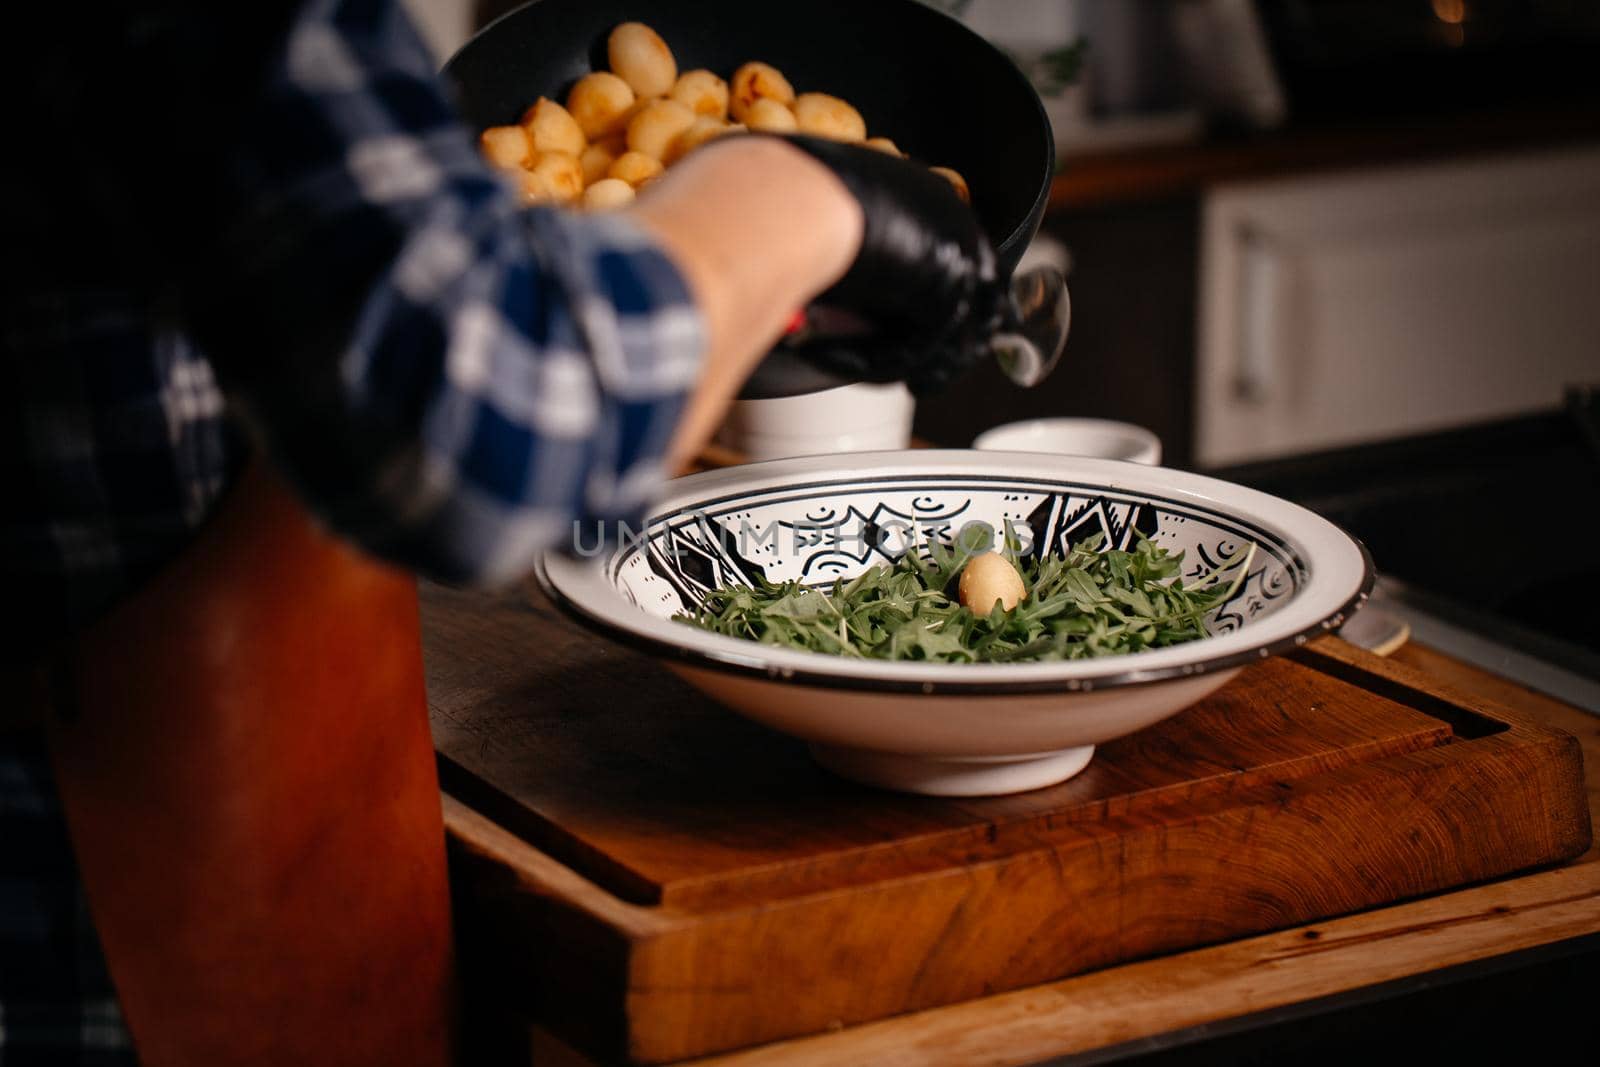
[773,135,1013,396]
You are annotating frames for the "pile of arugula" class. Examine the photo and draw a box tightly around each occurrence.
[675,526,1256,663]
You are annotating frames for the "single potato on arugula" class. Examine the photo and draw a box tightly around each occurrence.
[958,552,1026,613]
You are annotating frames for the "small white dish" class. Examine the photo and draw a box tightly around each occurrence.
[1338,607,1411,658]
[974,418,1162,465]
[717,383,914,461]
[539,450,1371,796]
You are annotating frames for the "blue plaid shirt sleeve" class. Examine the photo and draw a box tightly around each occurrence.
[198,0,706,585]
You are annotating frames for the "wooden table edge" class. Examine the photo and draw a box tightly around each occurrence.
[672,861,1600,1067]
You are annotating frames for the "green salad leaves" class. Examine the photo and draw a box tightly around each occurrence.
[675,525,1255,663]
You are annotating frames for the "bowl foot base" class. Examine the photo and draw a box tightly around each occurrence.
[808,743,1096,797]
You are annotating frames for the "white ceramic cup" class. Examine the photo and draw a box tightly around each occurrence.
[718,383,915,461]
[972,417,1162,465]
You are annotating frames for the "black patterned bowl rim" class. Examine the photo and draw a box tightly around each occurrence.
[537,451,1376,695]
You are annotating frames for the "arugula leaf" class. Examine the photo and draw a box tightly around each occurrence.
[675,533,1256,664]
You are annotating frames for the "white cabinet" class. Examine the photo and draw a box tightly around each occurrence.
[1196,146,1600,465]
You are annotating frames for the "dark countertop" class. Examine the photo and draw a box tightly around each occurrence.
[1211,404,1600,680]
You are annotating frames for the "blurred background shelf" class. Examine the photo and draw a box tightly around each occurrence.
[1048,106,1600,211]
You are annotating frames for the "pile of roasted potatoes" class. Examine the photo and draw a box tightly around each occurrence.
[477,21,970,210]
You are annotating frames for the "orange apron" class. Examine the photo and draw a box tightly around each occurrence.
[40,461,456,1065]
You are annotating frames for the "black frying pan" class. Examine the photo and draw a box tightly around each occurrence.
[445,0,1065,394]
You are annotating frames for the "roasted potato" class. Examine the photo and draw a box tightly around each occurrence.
[531,151,584,201]
[864,137,903,156]
[730,61,795,124]
[626,98,697,161]
[513,168,558,205]
[793,93,866,142]
[743,97,797,133]
[958,552,1027,612]
[664,115,726,162]
[479,125,532,169]
[608,22,677,98]
[929,166,970,203]
[582,177,637,210]
[669,69,730,119]
[579,141,618,186]
[520,97,586,158]
[608,150,665,187]
[566,71,636,140]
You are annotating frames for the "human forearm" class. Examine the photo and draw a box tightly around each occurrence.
[626,137,863,470]
[182,5,857,578]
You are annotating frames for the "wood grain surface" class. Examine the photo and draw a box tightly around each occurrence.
[425,582,1591,1064]
[427,584,1455,911]
[674,645,1600,1067]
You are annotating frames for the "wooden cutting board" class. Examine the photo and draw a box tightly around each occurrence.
[423,582,1591,1065]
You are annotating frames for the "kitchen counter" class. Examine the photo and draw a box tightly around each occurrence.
[427,586,1599,1065]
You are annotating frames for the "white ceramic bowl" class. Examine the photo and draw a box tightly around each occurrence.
[974,417,1162,464]
[540,450,1371,796]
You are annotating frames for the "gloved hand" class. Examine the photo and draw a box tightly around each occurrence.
[771,135,1013,395]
